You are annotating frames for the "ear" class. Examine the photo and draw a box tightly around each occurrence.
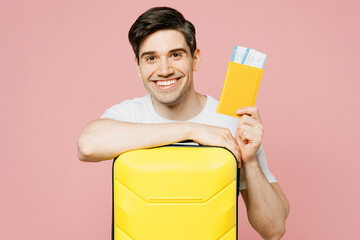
[135,57,142,79]
[192,49,201,71]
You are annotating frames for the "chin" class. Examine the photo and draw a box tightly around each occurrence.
[152,93,184,106]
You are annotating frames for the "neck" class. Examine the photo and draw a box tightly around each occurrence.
[151,89,207,121]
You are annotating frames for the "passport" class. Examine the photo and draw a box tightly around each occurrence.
[216,47,266,118]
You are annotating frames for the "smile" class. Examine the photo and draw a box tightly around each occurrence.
[155,79,178,86]
[152,77,181,90]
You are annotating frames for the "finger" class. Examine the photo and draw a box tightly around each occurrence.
[237,124,254,137]
[223,134,241,164]
[238,117,264,136]
[237,159,242,168]
[236,106,262,123]
[228,143,241,168]
[222,142,240,165]
[235,132,244,148]
[238,128,259,144]
[237,114,260,127]
[237,123,263,137]
[226,138,241,162]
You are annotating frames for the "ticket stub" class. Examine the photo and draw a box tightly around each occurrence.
[231,46,267,69]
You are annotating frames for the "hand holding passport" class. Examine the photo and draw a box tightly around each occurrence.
[216,46,267,118]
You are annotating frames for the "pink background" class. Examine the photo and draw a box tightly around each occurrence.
[1,0,359,239]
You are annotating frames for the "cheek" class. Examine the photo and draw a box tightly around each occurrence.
[139,66,154,80]
[174,61,193,73]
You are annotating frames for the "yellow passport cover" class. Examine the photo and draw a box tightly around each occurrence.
[217,61,264,118]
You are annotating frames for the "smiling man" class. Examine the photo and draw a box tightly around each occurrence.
[78,6,289,240]
[137,30,202,119]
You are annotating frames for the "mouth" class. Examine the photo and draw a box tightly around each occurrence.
[152,77,181,90]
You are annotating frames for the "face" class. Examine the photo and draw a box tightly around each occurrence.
[136,30,200,106]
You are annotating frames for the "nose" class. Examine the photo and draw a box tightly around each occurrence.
[158,59,174,77]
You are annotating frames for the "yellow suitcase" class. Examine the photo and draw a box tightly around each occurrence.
[112,143,239,240]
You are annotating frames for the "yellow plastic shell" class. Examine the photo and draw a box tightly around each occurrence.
[217,61,264,118]
[112,145,239,240]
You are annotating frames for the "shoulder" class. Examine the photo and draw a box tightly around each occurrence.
[204,95,219,106]
[112,95,149,110]
[100,95,152,122]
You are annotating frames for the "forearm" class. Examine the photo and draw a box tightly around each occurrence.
[242,159,289,240]
[77,119,193,162]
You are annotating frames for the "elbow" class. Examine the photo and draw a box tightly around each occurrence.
[266,225,286,240]
[77,134,98,162]
[261,219,287,240]
[77,148,92,162]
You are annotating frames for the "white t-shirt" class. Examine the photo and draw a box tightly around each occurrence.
[101,94,276,190]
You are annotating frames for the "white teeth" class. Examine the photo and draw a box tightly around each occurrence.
[155,79,177,86]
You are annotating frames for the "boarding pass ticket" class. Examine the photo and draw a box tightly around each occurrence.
[231,46,267,69]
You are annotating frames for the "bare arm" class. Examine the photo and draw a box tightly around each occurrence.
[77,118,240,162]
[78,119,193,162]
[235,107,289,239]
[241,161,290,240]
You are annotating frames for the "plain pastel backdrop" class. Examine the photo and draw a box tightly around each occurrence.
[1,0,359,239]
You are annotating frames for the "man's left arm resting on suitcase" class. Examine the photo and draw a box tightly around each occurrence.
[235,107,290,240]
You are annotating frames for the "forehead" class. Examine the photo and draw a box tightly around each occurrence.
[139,30,189,55]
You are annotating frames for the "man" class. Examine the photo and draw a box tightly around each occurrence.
[78,6,289,240]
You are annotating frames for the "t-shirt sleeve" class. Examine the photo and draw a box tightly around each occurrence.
[239,144,277,190]
[99,101,137,122]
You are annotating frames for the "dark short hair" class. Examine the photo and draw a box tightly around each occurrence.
[128,7,197,61]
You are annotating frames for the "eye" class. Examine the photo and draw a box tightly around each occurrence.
[172,52,181,58]
[145,55,156,63]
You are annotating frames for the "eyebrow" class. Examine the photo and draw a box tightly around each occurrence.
[169,48,188,54]
[140,51,156,59]
[140,48,188,59]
